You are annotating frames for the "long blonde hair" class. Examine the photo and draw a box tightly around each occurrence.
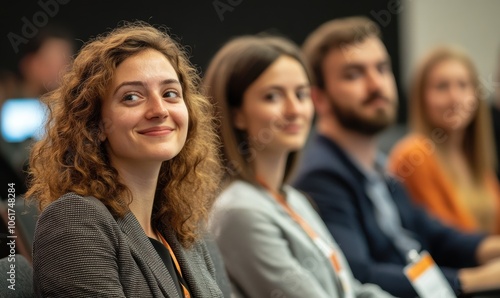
[409,46,495,182]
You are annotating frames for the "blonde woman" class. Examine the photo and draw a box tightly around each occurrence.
[389,46,500,234]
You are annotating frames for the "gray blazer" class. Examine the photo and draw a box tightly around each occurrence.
[209,181,392,298]
[33,193,224,298]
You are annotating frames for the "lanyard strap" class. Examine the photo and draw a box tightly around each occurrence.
[256,178,344,273]
[157,232,191,298]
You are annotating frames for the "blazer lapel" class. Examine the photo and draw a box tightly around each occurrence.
[163,229,222,298]
[117,212,181,298]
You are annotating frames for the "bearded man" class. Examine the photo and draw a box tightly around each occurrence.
[294,16,500,298]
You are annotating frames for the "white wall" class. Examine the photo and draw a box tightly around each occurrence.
[400,0,500,99]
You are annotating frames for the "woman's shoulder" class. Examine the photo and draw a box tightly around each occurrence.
[216,180,265,205]
[390,133,429,156]
[34,192,123,255]
[388,133,440,181]
[38,192,116,225]
[221,179,256,192]
[212,180,278,218]
[389,134,437,164]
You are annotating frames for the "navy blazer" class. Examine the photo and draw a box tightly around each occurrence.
[293,134,485,297]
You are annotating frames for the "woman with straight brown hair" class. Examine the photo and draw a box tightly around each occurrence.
[204,35,391,298]
[389,45,500,234]
[27,21,225,297]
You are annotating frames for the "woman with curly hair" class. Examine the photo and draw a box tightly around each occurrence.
[26,21,224,297]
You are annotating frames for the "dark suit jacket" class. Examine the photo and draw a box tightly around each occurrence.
[33,193,224,298]
[293,134,485,298]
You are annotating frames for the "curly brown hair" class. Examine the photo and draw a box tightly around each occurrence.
[26,21,222,247]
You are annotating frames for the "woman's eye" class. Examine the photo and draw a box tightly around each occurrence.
[264,92,282,102]
[164,90,180,98]
[458,81,470,90]
[296,89,311,100]
[435,82,448,91]
[123,93,140,101]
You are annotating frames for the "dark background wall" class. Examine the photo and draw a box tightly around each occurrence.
[1,0,405,119]
[0,0,405,195]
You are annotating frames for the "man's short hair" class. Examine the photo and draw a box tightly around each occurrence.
[302,16,381,89]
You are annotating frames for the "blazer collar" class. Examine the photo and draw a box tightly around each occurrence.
[161,226,222,298]
[117,213,222,298]
[116,212,181,297]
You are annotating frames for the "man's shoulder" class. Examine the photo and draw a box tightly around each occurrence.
[295,135,358,189]
[300,134,349,175]
[388,134,438,178]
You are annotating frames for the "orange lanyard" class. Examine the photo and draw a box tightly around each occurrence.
[156,232,191,298]
[256,178,343,273]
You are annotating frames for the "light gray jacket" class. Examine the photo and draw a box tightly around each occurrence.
[33,193,224,297]
[209,180,392,298]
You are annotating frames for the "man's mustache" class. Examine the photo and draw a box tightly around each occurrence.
[362,92,392,106]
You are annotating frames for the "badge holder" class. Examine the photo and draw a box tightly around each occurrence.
[404,250,456,298]
[314,237,354,298]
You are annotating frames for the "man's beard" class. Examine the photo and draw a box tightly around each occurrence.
[327,91,397,136]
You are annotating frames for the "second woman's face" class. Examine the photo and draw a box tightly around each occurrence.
[235,55,314,154]
[100,49,189,167]
[424,58,477,132]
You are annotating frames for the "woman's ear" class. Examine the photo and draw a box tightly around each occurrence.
[233,108,247,130]
[98,132,106,142]
[98,119,109,142]
[98,130,107,142]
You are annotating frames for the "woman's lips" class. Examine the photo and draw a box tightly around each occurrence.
[281,123,302,133]
[138,126,174,136]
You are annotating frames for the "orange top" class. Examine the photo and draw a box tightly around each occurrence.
[388,134,500,234]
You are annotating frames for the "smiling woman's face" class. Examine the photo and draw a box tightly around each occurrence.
[233,55,313,155]
[100,49,189,167]
[423,58,477,132]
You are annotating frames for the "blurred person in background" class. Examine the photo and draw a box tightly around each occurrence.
[16,23,75,99]
[389,46,500,235]
[0,23,75,195]
[294,16,500,297]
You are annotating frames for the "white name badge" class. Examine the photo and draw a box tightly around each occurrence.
[404,251,456,298]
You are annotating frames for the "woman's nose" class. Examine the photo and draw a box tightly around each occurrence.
[145,95,169,119]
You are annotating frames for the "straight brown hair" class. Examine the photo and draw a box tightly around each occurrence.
[203,35,312,185]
